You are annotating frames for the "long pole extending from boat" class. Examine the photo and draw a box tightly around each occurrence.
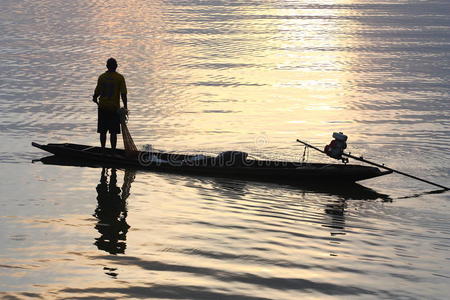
[297,139,449,191]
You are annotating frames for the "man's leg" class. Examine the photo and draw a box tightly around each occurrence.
[100,132,107,150]
[110,133,117,151]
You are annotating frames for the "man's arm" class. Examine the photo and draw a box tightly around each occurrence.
[121,93,128,110]
[120,76,128,109]
[92,92,99,104]
[93,77,101,104]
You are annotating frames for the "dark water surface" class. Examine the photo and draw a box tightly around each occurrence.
[1,0,449,299]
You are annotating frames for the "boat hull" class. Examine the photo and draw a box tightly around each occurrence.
[32,142,392,183]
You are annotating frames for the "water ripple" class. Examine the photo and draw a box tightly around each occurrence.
[1,0,450,299]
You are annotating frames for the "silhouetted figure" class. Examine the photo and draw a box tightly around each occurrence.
[92,58,128,152]
[94,168,134,254]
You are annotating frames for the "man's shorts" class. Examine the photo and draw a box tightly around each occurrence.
[97,108,121,134]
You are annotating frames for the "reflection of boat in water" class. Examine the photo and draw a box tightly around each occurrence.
[93,167,135,255]
[32,142,392,184]
[34,155,390,201]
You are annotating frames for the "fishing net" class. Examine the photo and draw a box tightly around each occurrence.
[121,169,136,201]
[118,108,138,157]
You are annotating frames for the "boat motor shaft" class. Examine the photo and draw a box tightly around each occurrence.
[296,139,449,191]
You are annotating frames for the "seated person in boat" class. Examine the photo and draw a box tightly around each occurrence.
[92,58,128,153]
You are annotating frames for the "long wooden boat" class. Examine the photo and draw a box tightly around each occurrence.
[32,142,392,184]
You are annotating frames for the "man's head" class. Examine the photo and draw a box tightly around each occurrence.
[106,58,118,71]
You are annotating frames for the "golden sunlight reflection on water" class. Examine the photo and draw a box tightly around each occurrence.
[1,0,450,299]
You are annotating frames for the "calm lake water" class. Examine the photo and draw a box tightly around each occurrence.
[1,0,450,299]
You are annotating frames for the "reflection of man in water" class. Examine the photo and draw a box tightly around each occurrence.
[92,58,128,153]
[94,168,133,254]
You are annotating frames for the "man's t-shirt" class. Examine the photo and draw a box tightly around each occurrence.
[95,71,127,111]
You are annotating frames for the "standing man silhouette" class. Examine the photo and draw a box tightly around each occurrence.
[93,58,128,153]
